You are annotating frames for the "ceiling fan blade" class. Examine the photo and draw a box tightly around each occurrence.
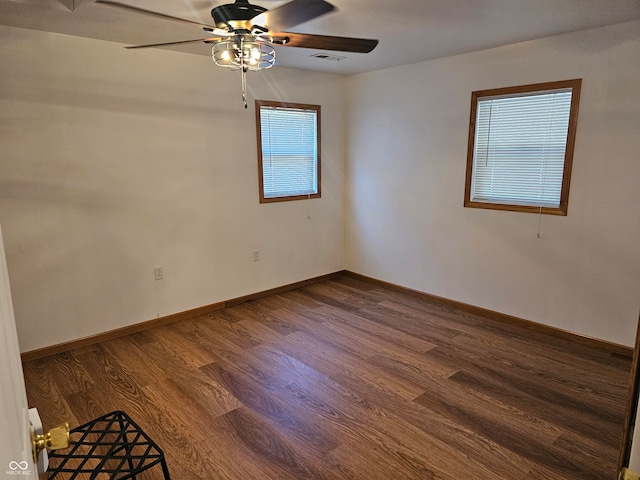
[270,32,378,53]
[125,38,222,50]
[95,0,222,32]
[251,0,334,32]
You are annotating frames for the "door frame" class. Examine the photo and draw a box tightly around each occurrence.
[619,312,640,473]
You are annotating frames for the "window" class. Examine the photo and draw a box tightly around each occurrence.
[256,100,321,203]
[464,79,581,215]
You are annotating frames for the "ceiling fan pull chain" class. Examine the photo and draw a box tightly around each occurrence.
[241,66,248,109]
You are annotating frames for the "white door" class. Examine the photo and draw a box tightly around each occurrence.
[0,224,38,479]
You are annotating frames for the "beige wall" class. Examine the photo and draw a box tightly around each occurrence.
[0,25,346,352]
[345,20,640,346]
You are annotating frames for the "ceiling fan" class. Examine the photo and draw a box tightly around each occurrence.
[96,0,379,107]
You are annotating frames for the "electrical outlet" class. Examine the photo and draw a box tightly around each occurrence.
[253,249,260,262]
[154,266,164,280]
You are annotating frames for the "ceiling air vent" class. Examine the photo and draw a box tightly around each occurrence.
[310,53,346,62]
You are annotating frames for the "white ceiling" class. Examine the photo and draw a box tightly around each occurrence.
[1,0,640,75]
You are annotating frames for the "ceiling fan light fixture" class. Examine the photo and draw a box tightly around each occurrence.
[212,36,275,71]
[211,35,275,109]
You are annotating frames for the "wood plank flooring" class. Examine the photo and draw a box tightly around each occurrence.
[22,275,631,479]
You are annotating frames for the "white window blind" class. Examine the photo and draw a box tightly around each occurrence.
[259,105,318,199]
[471,88,573,208]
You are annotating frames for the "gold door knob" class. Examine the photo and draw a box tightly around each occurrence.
[31,422,70,463]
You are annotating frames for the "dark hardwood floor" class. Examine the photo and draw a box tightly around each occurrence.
[22,275,631,479]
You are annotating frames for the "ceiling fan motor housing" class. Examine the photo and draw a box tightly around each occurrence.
[211,0,267,30]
